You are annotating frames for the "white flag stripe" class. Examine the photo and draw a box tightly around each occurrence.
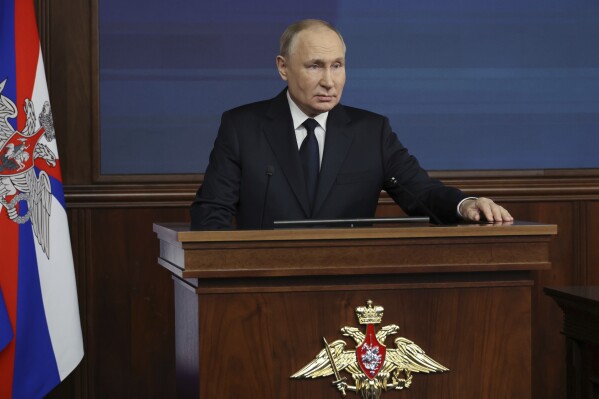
[32,46,83,380]
[34,195,83,379]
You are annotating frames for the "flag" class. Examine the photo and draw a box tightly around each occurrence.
[0,0,84,397]
[0,287,13,352]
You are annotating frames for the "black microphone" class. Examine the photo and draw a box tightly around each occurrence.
[259,165,275,229]
[384,176,443,225]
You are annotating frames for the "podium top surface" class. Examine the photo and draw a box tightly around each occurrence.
[545,286,599,306]
[154,221,557,244]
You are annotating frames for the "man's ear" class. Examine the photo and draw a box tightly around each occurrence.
[276,55,288,81]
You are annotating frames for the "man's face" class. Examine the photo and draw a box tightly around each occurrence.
[276,27,346,117]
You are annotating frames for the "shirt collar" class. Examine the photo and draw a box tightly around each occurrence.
[286,90,328,131]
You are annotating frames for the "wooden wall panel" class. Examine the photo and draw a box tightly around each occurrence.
[44,0,93,185]
[508,202,578,399]
[47,207,189,398]
[84,208,187,398]
[587,201,599,285]
[41,192,593,399]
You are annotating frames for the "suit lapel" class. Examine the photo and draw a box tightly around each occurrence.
[262,91,311,217]
[312,105,353,216]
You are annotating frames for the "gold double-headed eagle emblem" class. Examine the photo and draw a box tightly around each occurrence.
[291,300,448,398]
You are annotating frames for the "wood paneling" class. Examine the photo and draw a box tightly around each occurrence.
[156,223,555,279]
[587,201,599,285]
[510,202,578,399]
[84,208,186,398]
[185,279,533,398]
[157,223,554,398]
[47,208,188,398]
[44,191,588,399]
[44,0,93,185]
[545,287,599,399]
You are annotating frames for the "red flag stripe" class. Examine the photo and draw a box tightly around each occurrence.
[0,217,19,397]
[15,0,39,130]
[0,1,39,395]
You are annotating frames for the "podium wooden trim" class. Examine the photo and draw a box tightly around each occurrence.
[154,221,556,398]
[544,286,599,399]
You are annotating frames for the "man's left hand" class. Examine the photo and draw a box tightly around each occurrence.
[459,197,513,223]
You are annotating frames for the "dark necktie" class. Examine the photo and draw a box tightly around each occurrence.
[299,118,320,211]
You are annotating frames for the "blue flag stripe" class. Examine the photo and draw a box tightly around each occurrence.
[13,209,60,398]
[0,287,13,352]
[49,173,66,210]
[0,0,17,127]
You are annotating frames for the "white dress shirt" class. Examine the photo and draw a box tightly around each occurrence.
[287,92,327,168]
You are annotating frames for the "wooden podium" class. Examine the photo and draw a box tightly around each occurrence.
[154,221,557,399]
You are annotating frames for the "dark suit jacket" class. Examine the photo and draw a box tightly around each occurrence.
[191,89,467,229]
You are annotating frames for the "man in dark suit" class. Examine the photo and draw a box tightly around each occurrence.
[191,19,512,230]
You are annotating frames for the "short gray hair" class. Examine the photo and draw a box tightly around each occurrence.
[279,19,346,58]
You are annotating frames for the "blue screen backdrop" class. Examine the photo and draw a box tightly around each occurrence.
[99,0,599,174]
